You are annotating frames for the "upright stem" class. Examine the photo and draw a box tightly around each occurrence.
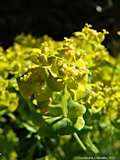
[61,86,68,117]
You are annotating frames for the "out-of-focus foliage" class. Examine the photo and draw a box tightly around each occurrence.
[0,24,120,159]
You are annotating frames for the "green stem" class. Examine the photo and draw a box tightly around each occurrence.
[61,86,68,117]
[73,132,87,151]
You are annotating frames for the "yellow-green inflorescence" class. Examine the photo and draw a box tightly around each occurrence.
[16,24,120,133]
[1,24,120,135]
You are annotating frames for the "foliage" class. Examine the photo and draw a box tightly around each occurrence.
[0,24,120,160]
